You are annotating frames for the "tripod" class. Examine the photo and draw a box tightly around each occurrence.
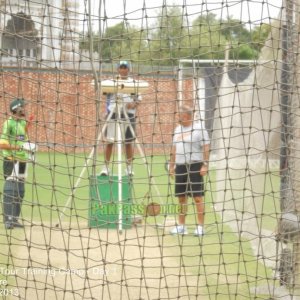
[56,92,163,232]
[103,94,136,232]
[103,94,136,176]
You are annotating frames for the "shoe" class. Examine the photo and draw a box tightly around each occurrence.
[5,222,14,229]
[194,225,204,236]
[170,225,188,235]
[100,166,110,176]
[13,222,24,228]
[125,165,134,176]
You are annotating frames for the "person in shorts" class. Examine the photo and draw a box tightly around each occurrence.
[169,105,210,236]
[100,61,141,176]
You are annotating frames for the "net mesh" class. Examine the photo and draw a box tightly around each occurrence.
[0,0,299,299]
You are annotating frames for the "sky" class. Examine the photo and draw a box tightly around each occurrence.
[83,0,282,28]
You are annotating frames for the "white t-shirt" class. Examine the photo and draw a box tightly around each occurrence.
[173,122,210,164]
[107,77,142,115]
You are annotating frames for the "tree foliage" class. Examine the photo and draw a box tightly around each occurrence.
[80,6,272,64]
[147,6,190,65]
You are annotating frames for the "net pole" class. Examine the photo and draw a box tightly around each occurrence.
[292,0,300,293]
[177,62,183,107]
[117,108,124,232]
[111,95,127,233]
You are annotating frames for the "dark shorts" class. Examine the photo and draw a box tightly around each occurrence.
[3,158,26,180]
[175,162,205,197]
[107,112,136,142]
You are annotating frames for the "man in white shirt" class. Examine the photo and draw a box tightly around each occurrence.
[100,61,141,176]
[169,105,210,236]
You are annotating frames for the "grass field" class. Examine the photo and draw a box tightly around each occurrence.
[0,152,282,299]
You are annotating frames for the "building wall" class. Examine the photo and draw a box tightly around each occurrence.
[0,70,194,155]
[0,0,80,67]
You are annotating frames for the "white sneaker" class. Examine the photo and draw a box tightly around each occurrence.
[170,225,188,235]
[125,165,134,176]
[100,166,110,176]
[194,225,204,236]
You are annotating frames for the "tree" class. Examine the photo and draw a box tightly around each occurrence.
[79,31,100,53]
[250,23,272,52]
[229,44,258,60]
[219,16,260,59]
[80,22,148,62]
[190,13,227,59]
[220,17,251,43]
[79,10,271,64]
[147,5,190,65]
[104,22,148,61]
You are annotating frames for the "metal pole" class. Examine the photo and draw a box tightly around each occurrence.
[291,0,300,294]
[279,0,291,214]
[280,0,300,294]
[177,62,183,106]
[116,97,123,234]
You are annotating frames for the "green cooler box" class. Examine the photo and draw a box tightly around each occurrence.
[88,175,132,229]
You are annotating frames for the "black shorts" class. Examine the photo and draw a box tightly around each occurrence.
[3,158,26,180]
[108,112,136,142]
[175,162,205,197]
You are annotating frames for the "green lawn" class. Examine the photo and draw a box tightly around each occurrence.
[0,152,282,298]
[22,152,174,225]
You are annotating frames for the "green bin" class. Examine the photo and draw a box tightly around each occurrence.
[88,175,132,229]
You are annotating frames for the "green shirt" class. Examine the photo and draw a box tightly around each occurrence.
[0,117,29,161]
